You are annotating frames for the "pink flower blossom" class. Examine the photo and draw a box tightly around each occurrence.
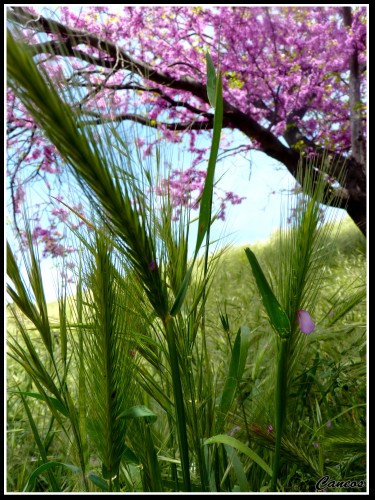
[229,426,241,436]
[297,310,315,334]
[14,185,26,214]
[51,207,70,222]
[148,260,157,271]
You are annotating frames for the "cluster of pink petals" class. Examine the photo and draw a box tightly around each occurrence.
[51,207,70,223]
[155,168,246,221]
[7,6,366,169]
[13,185,26,214]
[31,226,76,258]
[297,310,315,334]
[217,191,247,221]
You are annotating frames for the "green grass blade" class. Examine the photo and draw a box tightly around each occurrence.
[171,55,223,316]
[87,473,109,492]
[271,338,289,491]
[24,461,82,492]
[223,444,248,492]
[163,317,191,491]
[217,326,251,431]
[12,391,69,418]
[206,52,217,107]
[194,67,223,257]
[236,325,251,379]
[7,240,53,354]
[118,405,157,423]
[204,435,273,477]
[121,446,141,466]
[245,248,290,338]
[170,265,193,316]
[19,393,61,492]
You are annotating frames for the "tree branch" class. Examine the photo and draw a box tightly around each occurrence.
[342,7,366,167]
[8,7,209,100]
[9,9,298,164]
[76,81,214,118]
[79,111,214,131]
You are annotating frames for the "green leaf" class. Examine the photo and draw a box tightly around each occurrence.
[121,446,140,465]
[206,52,217,107]
[204,435,273,477]
[194,68,223,256]
[223,444,248,492]
[170,265,193,316]
[24,462,82,492]
[118,405,157,423]
[218,326,251,430]
[245,248,290,338]
[12,391,69,417]
[20,393,61,492]
[236,325,251,379]
[87,472,109,492]
[171,56,223,317]
[101,463,112,480]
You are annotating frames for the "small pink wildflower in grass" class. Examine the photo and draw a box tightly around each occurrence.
[148,260,157,271]
[297,310,315,334]
[229,426,241,436]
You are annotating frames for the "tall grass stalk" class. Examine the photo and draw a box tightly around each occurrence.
[7,25,226,492]
[245,155,348,491]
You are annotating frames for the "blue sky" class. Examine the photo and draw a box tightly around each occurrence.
[22,146,346,305]
[6,103,313,304]
[6,120,347,305]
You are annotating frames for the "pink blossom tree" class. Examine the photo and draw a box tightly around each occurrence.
[7,6,367,250]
